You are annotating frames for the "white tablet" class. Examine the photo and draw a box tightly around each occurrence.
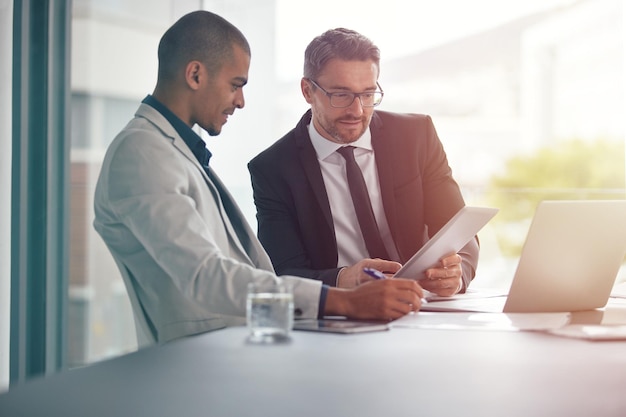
[393,206,498,280]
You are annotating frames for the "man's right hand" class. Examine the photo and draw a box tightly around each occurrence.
[324,278,424,321]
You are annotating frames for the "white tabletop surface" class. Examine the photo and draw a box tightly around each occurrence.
[2,307,626,417]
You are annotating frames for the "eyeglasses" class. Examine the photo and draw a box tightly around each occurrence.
[307,78,384,108]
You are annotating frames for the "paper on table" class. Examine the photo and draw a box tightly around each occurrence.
[391,311,571,332]
[424,288,507,302]
[547,325,626,341]
[610,281,626,299]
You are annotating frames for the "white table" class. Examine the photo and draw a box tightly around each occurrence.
[2,309,626,417]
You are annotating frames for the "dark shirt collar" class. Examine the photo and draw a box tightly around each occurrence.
[142,94,212,166]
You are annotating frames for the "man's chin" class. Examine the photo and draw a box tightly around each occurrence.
[335,131,364,144]
[206,126,222,136]
[335,125,366,142]
[336,137,359,144]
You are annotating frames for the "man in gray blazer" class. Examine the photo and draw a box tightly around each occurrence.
[93,11,423,346]
[249,28,479,296]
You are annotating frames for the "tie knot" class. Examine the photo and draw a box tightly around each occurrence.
[336,146,356,161]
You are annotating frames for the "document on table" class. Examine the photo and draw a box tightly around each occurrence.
[610,281,626,299]
[392,311,571,332]
[547,325,626,341]
[424,288,507,302]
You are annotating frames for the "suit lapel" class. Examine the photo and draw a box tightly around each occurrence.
[295,111,334,230]
[204,166,273,270]
[171,137,257,265]
[371,113,400,250]
[138,105,270,270]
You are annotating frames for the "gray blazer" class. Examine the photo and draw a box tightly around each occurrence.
[94,103,322,345]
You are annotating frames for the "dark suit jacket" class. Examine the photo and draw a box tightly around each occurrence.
[248,110,479,289]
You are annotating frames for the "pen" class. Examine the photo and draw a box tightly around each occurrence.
[363,267,386,280]
[363,267,428,304]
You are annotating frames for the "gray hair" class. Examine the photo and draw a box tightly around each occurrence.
[303,28,380,80]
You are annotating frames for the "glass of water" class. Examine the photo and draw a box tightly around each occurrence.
[246,279,294,344]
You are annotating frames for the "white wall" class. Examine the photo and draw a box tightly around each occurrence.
[0,0,13,393]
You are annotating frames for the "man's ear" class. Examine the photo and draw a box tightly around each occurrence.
[301,78,313,104]
[185,61,202,89]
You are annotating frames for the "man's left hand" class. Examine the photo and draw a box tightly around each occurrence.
[421,254,463,297]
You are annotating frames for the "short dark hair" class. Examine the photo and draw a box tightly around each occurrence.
[303,28,380,80]
[157,10,250,83]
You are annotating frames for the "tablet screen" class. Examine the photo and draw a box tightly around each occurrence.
[394,206,498,280]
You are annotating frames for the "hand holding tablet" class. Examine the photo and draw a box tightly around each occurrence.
[393,206,498,281]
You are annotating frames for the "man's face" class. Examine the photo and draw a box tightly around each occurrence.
[302,58,379,144]
[194,44,250,136]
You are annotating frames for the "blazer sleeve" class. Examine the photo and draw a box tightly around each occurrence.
[374,112,478,290]
[412,114,479,290]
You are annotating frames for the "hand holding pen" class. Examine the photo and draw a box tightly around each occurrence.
[363,267,428,306]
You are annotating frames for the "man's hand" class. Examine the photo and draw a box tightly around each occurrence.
[421,253,463,297]
[336,258,402,288]
[325,278,424,321]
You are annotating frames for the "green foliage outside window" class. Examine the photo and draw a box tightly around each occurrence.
[485,139,625,256]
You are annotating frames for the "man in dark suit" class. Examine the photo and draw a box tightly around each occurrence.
[248,28,479,297]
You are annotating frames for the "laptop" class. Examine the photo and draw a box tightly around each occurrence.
[422,200,626,313]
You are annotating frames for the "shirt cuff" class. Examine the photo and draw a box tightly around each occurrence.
[317,284,329,319]
[335,267,346,287]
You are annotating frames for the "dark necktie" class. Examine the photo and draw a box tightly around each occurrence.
[336,146,389,259]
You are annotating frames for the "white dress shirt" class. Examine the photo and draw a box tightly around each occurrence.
[307,123,400,267]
